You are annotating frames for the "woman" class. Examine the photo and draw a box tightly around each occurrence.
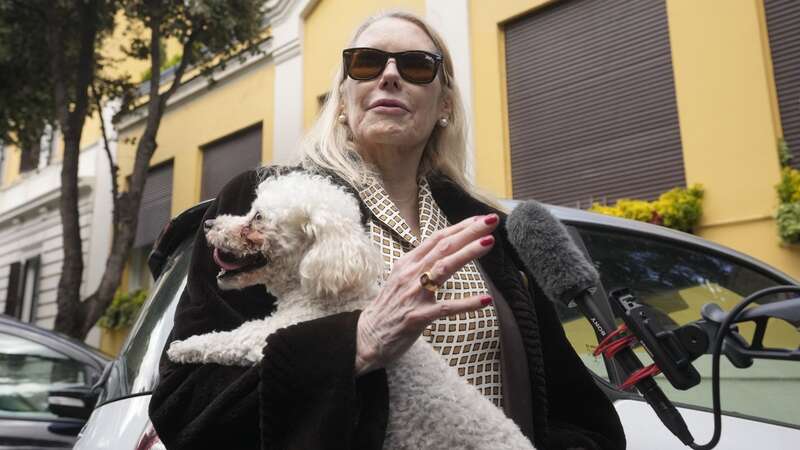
[150,11,625,450]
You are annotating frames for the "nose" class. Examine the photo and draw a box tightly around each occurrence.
[379,58,401,89]
[204,219,214,232]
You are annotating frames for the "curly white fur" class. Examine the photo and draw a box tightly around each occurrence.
[167,171,535,449]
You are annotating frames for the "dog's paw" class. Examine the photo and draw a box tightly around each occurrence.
[167,339,205,364]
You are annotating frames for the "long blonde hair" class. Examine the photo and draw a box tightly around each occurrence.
[299,11,490,204]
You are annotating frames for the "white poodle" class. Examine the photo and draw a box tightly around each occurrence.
[167,171,534,450]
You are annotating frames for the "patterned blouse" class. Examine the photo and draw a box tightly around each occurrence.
[356,177,503,407]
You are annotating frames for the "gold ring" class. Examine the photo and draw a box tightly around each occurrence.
[419,271,440,293]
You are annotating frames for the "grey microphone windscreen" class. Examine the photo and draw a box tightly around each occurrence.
[506,201,599,305]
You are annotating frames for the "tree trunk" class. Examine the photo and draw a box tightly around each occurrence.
[75,12,196,339]
[50,0,99,338]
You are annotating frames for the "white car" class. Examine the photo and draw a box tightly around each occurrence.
[73,201,800,449]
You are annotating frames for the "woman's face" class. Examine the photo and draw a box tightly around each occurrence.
[341,18,450,157]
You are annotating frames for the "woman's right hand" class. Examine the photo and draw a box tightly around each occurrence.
[354,214,500,375]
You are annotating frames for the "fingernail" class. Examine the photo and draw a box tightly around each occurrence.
[481,296,493,306]
[484,214,498,225]
[480,236,494,247]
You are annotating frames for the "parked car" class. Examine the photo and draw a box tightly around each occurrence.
[0,314,110,449]
[73,200,800,449]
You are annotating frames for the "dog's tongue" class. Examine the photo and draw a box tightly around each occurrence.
[213,247,246,271]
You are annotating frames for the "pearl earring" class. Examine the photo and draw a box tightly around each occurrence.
[338,113,347,124]
[438,117,449,128]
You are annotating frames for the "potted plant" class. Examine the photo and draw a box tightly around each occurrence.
[98,289,148,355]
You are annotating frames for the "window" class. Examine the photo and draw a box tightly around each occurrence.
[3,262,22,318]
[0,333,87,420]
[98,238,191,403]
[200,124,262,201]
[577,227,800,426]
[17,126,55,174]
[134,162,173,248]
[3,257,41,323]
[20,257,41,323]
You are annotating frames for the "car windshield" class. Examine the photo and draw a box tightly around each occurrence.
[97,238,191,405]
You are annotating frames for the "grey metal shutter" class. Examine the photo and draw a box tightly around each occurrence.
[505,0,685,207]
[201,124,263,201]
[765,0,800,169]
[134,162,173,248]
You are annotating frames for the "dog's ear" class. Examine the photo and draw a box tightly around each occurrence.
[298,210,381,299]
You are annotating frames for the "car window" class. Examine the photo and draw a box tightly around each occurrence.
[98,238,191,404]
[0,333,87,420]
[576,226,800,427]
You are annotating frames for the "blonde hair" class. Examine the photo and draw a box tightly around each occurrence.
[299,10,496,207]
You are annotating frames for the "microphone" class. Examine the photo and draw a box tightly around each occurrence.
[506,201,694,446]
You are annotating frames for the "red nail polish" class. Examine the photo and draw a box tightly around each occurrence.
[484,215,498,225]
[481,296,493,306]
[480,236,494,246]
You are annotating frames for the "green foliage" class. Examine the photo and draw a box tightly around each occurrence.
[140,50,183,82]
[778,138,792,168]
[590,184,704,233]
[777,203,800,245]
[777,167,800,204]
[657,185,705,232]
[98,289,148,330]
[775,139,800,244]
[590,199,656,223]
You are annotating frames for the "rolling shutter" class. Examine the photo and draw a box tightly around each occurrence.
[134,162,173,248]
[765,0,800,168]
[201,124,263,201]
[505,0,685,207]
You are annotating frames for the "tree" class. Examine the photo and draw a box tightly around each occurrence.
[0,0,268,339]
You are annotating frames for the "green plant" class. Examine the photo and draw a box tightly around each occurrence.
[778,137,792,168]
[590,184,704,233]
[776,167,800,204]
[656,184,705,232]
[777,202,800,244]
[140,51,183,83]
[98,289,148,330]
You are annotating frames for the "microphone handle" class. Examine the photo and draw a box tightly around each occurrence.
[572,292,694,445]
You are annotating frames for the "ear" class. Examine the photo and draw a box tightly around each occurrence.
[298,212,381,299]
[440,92,452,118]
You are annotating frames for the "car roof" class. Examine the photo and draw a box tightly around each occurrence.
[0,313,111,369]
[152,198,799,286]
[506,200,799,285]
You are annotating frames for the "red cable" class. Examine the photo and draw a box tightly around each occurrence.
[604,335,638,359]
[593,324,629,357]
[620,364,662,390]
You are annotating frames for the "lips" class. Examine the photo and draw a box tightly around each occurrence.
[212,247,269,278]
[369,98,408,111]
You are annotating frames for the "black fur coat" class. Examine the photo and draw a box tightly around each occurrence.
[148,167,626,450]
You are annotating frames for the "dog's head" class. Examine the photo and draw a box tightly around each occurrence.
[205,172,381,299]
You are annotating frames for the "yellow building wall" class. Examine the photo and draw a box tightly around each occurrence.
[666,0,800,280]
[468,0,799,279]
[1,147,22,187]
[116,60,275,216]
[302,0,425,128]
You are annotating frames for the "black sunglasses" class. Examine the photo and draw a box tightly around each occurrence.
[342,47,444,84]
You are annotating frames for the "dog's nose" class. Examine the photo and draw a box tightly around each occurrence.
[204,219,214,232]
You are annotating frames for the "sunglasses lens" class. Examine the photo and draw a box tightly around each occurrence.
[398,52,437,83]
[347,49,387,80]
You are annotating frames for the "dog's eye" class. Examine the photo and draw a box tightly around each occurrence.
[253,213,262,221]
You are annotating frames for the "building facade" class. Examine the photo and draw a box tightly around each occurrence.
[116,0,799,281]
[0,113,115,346]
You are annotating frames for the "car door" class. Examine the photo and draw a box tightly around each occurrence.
[0,322,104,448]
[560,224,800,449]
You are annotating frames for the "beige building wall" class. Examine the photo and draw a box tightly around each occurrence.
[116,59,276,216]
